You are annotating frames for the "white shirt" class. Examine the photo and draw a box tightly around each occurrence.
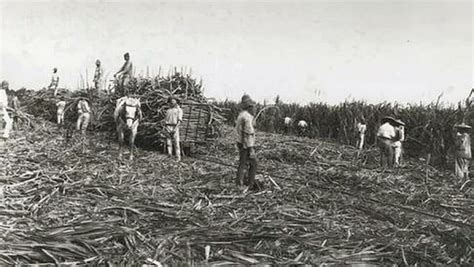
[236,110,255,148]
[377,122,396,139]
[284,117,292,125]
[0,89,7,109]
[357,123,367,135]
[56,101,66,113]
[298,120,308,128]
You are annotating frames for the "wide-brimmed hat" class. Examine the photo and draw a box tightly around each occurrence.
[240,94,256,108]
[454,123,472,130]
[393,119,405,126]
[381,116,396,124]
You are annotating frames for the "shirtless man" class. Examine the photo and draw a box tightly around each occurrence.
[114,52,133,95]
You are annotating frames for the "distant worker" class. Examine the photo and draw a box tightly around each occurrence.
[297,120,308,136]
[0,81,12,139]
[376,116,404,167]
[76,95,91,136]
[356,119,367,150]
[10,91,20,130]
[393,119,405,166]
[49,68,60,96]
[235,94,258,190]
[114,52,133,95]
[283,116,292,134]
[454,123,471,179]
[56,97,66,126]
[163,96,183,162]
[93,59,103,96]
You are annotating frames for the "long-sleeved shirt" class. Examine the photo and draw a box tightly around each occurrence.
[0,89,8,108]
[236,110,255,148]
[356,123,367,135]
[77,99,90,114]
[298,120,308,128]
[455,132,471,159]
[377,122,396,139]
[284,117,292,125]
[164,106,183,126]
[51,73,59,86]
[56,101,66,114]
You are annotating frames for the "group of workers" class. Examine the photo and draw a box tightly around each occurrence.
[236,95,471,188]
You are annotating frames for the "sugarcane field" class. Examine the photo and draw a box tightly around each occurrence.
[0,1,473,266]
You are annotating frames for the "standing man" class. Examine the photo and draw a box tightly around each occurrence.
[93,59,103,97]
[76,95,91,136]
[114,52,133,95]
[49,68,60,96]
[297,120,308,136]
[10,90,20,130]
[163,96,183,162]
[393,119,405,166]
[0,81,12,139]
[283,116,292,134]
[356,119,367,150]
[454,123,471,179]
[376,116,397,167]
[235,94,258,189]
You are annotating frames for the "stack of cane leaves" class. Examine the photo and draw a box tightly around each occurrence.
[17,72,227,148]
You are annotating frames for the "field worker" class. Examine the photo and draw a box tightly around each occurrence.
[56,97,66,126]
[283,116,292,134]
[93,59,103,97]
[356,119,367,150]
[76,95,91,135]
[164,96,183,162]
[49,68,60,96]
[298,120,308,136]
[392,119,405,166]
[376,116,397,167]
[454,123,471,179]
[0,81,12,139]
[10,91,20,130]
[114,52,133,95]
[235,94,258,189]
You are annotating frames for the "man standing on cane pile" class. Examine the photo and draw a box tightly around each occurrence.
[49,68,60,96]
[164,96,183,162]
[0,81,12,139]
[10,90,20,130]
[114,52,133,95]
[93,59,103,98]
[454,123,471,179]
[235,94,258,190]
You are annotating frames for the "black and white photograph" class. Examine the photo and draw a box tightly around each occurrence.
[0,0,472,265]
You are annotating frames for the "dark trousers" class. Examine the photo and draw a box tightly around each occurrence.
[236,142,257,186]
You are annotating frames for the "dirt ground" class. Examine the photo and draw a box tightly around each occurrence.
[0,122,472,265]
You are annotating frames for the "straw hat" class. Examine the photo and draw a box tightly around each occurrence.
[454,123,472,130]
[240,94,256,108]
[393,119,405,126]
[381,116,396,124]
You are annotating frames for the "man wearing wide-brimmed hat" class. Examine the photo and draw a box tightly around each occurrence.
[0,80,12,139]
[49,68,60,96]
[235,94,258,189]
[454,123,471,179]
[376,116,399,167]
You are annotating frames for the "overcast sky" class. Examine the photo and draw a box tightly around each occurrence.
[0,0,472,104]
